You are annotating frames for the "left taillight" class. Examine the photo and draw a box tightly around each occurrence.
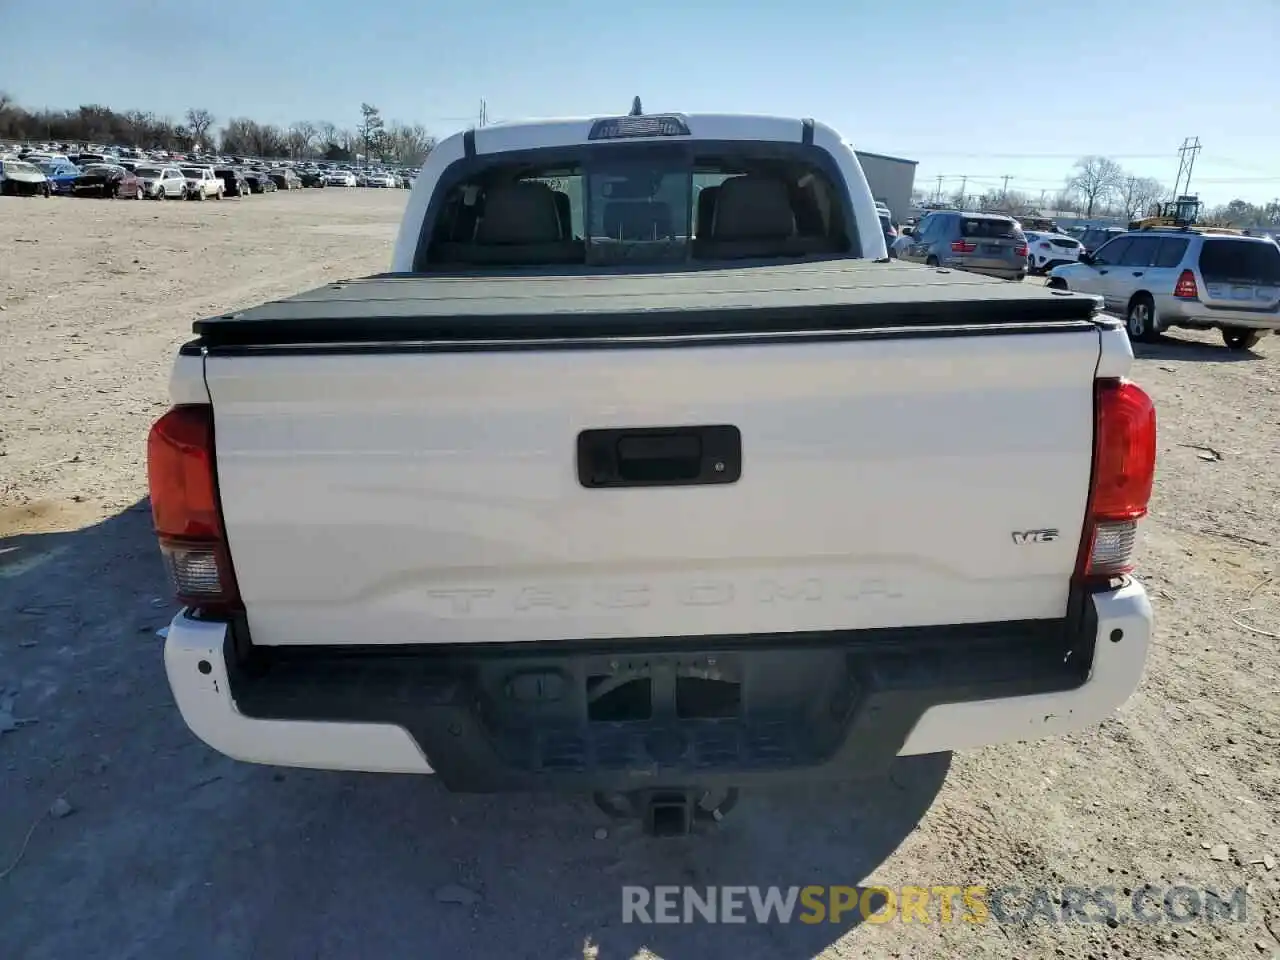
[147,405,242,614]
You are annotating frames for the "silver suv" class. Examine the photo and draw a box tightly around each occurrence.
[1048,230,1280,350]
[898,211,1028,281]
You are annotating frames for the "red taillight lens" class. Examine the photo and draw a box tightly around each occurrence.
[1014,242,1028,257]
[1173,269,1198,299]
[1075,379,1157,585]
[951,239,977,253]
[147,405,241,613]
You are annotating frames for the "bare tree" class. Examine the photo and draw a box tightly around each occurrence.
[1115,176,1167,221]
[1066,156,1124,218]
[184,108,215,150]
[384,122,435,167]
[0,90,12,114]
[358,103,385,164]
[286,121,318,158]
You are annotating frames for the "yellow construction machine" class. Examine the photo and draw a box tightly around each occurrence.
[1128,195,1243,234]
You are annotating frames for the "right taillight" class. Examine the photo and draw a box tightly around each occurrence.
[1075,379,1157,585]
[147,405,242,614]
[1174,269,1198,299]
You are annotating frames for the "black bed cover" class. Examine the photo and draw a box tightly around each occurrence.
[190,259,1105,350]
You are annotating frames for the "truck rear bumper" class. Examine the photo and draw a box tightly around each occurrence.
[163,581,1151,786]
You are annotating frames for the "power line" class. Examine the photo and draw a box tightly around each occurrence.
[1172,136,1202,197]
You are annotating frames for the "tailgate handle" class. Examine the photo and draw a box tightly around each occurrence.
[578,426,742,488]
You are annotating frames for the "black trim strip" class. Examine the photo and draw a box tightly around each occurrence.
[801,118,814,145]
[462,128,476,158]
[199,318,1099,357]
[193,292,1102,348]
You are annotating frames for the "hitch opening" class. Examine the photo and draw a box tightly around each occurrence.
[645,791,695,838]
[594,787,740,836]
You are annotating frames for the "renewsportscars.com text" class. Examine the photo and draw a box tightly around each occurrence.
[621,884,1248,926]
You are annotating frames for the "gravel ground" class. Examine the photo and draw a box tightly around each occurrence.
[1,190,1277,960]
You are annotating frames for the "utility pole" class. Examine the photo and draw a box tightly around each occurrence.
[1000,174,1012,199]
[478,99,488,127]
[1172,136,1202,197]
[959,176,967,203]
[934,174,943,202]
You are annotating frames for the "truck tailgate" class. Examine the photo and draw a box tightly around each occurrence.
[203,329,1101,647]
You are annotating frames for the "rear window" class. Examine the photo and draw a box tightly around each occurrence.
[960,218,1019,239]
[1197,239,1280,284]
[420,143,852,269]
[1153,237,1189,268]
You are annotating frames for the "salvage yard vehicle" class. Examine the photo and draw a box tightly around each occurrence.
[1048,228,1280,349]
[897,210,1029,281]
[72,163,141,199]
[35,159,80,195]
[135,164,189,200]
[0,159,52,196]
[214,167,253,198]
[243,170,277,193]
[181,166,223,200]
[268,168,302,190]
[149,110,1156,837]
[1024,229,1082,275]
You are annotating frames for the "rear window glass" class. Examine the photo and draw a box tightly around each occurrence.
[421,145,852,269]
[960,218,1018,239]
[1153,238,1189,268]
[1198,239,1280,284]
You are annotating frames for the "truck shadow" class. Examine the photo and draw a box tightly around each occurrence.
[1132,332,1261,363]
[1,497,949,960]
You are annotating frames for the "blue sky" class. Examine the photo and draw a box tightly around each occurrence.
[2,0,1277,205]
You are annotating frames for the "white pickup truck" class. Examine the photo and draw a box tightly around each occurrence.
[148,111,1156,835]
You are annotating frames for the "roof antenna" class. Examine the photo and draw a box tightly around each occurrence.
[629,96,643,116]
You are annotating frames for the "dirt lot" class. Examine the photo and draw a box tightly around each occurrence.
[1,190,1277,960]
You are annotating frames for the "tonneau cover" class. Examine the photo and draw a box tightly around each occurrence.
[191,260,1103,347]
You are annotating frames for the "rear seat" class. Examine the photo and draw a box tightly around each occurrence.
[695,174,837,259]
[434,181,583,265]
[475,182,565,245]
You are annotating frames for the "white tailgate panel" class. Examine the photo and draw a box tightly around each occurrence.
[205,331,1100,645]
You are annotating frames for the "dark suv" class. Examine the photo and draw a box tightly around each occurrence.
[898,211,1028,281]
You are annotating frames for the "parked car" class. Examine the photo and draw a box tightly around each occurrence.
[324,170,357,187]
[135,164,189,200]
[214,167,252,198]
[147,110,1153,838]
[897,211,1028,281]
[364,171,396,188]
[181,166,223,200]
[1023,230,1082,275]
[72,163,142,199]
[0,159,51,196]
[37,160,81,195]
[268,169,302,190]
[1048,229,1280,350]
[1077,226,1126,256]
[879,211,898,258]
[297,169,327,188]
[243,171,277,194]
